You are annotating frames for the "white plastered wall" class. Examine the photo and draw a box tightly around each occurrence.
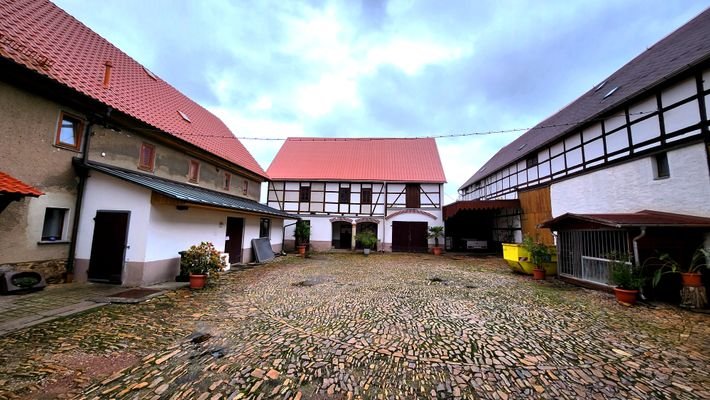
[75,172,151,262]
[550,143,710,217]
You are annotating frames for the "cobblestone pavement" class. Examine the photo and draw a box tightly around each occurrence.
[0,254,708,399]
[0,282,124,336]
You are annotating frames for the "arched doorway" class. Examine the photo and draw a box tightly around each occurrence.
[355,222,378,249]
[331,221,352,249]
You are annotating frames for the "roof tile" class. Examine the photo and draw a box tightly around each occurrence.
[0,0,266,178]
[267,138,446,182]
[0,171,44,196]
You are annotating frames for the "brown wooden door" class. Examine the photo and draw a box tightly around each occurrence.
[405,184,421,208]
[225,217,244,264]
[519,186,554,245]
[88,211,129,284]
[392,221,428,252]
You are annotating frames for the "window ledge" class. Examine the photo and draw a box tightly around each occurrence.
[653,176,670,181]
[37,240,71,245]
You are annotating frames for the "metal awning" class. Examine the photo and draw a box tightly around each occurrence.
[443,200,521,220]
[85,162,292,219]
[540,210,710,229]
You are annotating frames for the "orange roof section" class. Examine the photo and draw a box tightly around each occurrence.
[0,0,267,179]
[0,172,44,197]
[267,138,447,183]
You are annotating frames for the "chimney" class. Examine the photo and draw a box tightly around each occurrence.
[102,61,113,88]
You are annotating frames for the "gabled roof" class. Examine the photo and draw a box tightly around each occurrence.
[540,210,710,229]
[267,137,447,183]
[0,172,43,197]
[0,0,266,179]
[85,163,291,219]
[461,8,710,190]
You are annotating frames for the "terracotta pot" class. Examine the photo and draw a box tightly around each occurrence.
[613,287,638,305]
[297,245,307,255]
[189,274,207,289]
[680,272,703,287]
[432,247,442,256]
[532,268,545,280]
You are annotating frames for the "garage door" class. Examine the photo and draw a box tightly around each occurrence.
[392,221,428,252]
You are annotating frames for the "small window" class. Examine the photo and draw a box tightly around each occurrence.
[138,143,156,171]
[223,172,231,190]
[405,184,420,208]
[361,188,372,205]
[242,180,249,195]
[188,160,200,183]
[526,155,538,168]
[55,113,83,151]
[41,208,67,241]
[299,186,311,202]
[260,218,271,238]
[338,187,350,204]
[654,152,670,179]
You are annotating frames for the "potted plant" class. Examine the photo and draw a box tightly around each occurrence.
[428,226,445,256]
[355,230,377,256]
[609,252,644,305]
[181,242,226,289]
[294,220,311,256]
[522,236,552,280]
[652,248,709,288]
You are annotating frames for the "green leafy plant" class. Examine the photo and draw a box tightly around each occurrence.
[427,226,445,247]
[521,235,552,269]
[355,230,377,249]
[651,247,709,286]
[294,220,311,246]
[180,242,226,275]
[608,252,644,290]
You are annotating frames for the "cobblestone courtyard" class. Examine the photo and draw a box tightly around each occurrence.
[0,254,708,399]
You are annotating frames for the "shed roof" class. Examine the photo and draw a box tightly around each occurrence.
[86,163,291,219]
[443,200,521,220]
[540,210,710,229]
[0,172,43,197]
[0,0,266,179]
[267,137,447,183]
[460,8,710,190]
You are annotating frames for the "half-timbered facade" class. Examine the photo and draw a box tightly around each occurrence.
[267,138,446,252]
[447,9,710,286]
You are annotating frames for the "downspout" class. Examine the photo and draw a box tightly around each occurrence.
[66,119,94,275]
[381,181,387,252]
[632,227,646,267]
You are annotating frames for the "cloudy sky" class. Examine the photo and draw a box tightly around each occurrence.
[54,0,708,203]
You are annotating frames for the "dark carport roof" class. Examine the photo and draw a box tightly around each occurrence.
[540,210,710,229]
[86,163,292,219]
[443,200,521,220]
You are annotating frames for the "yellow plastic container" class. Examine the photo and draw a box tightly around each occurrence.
[502,243,557,275]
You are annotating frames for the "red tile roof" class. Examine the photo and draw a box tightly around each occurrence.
[461,8,710,190]
[540,210,710,229]
[267,138,447,183]
[0,0,266,179]
[0,172,43,197]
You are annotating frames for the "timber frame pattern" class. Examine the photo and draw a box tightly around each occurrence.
[267,181,442,217]
[461,67,710,200]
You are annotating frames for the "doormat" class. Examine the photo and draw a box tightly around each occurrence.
[93,288,163,304]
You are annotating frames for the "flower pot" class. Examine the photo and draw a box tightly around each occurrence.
[613,287,638,305]
[189,274,207,289]
[297,245,307,256]
[363,248,370,256]
[432,246,442,256]
[532,268,545,280]
[680,272,703,287]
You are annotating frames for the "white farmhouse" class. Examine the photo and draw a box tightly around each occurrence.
[267,138,446,252]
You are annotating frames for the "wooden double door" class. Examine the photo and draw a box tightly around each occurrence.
[392,221,428,252]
